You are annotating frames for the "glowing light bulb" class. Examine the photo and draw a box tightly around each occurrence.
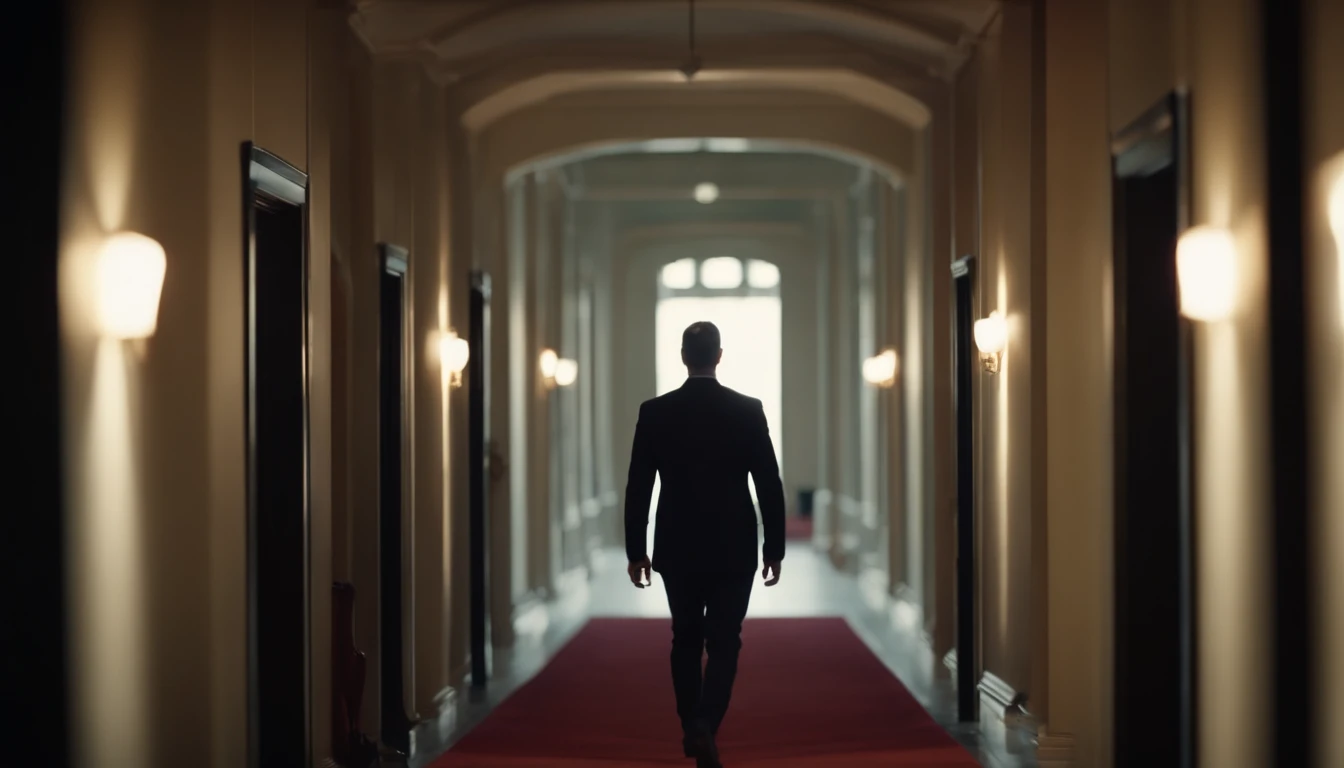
[694,183,719,204]
[554,358,578,387]
[973,311,1007,355]
[1329,171,1344,330]
[1176,225,1239,322]
[539,348,559,380]
[97,232,167,339]
[439,330,470,387]
[862,349,898,387]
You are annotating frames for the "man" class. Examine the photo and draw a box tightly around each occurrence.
[624,321,786,768]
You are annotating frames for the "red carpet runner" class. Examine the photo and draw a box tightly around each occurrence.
[432,617,980,767]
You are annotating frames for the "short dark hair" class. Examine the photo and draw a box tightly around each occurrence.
[681,321,721,367]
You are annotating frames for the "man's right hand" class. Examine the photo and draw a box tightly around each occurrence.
[628,556,652,588]
[761,560,782,587]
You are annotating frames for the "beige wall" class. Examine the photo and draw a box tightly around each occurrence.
[972,5,1039,704]
[1041,0,1113,763]
[1306,1,1344,766]
[1109,0,1275,765]
[62,1,464,763]
[61,0,328,764]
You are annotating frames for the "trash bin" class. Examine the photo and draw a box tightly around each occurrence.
[798,488,816,518]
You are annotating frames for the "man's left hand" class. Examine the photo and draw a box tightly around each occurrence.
[628,557,652,588]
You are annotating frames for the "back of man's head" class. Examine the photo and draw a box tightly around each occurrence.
[681,321,721,369]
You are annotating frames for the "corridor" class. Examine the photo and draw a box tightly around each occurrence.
[410,547,1036,768]
[15,1,1344,767]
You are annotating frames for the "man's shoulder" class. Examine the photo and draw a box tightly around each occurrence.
[716,384,762,410]
[639,390,679,412]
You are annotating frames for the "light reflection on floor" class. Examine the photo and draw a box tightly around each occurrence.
[408,546,1039,768]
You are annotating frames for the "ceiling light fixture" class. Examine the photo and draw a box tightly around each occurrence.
[694,182,719,204]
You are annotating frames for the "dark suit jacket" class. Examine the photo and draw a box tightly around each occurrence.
[624,377,786,574]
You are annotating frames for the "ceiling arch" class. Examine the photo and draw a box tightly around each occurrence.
[480,91,917,184]
[424,0,968,64]
[463,68,932,133]
[352,0,999,89]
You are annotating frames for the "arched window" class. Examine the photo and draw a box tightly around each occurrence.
[657,257,782,299]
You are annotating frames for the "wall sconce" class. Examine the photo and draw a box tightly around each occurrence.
[97,232,167,339]
[973,311,1007,374]
[554,358,578,388]
[439,330,470,388]
[540,348,577,389]
[1176,225,1239,322]
[862,348,898,388]
[540,348,559,388]
[1329,170,1344,330]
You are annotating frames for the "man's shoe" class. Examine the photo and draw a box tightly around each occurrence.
[689,723,722,768]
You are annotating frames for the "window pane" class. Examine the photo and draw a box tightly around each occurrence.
[660,258,696,290]
[700,257,743,289]
[746,259,780,289]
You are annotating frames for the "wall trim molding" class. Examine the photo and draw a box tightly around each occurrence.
[977,670,1028,717]
[1035,728,1077,767]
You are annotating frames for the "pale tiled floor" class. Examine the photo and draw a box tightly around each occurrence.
[408,544,1039,768]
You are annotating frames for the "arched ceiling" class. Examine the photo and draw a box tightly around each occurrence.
[350,0,1000,130]
[546,148,867,202]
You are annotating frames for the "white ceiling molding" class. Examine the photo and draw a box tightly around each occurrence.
[422,0,961,63]
[461,68,932,133]
[487,97,919,184]
[349,0,997,112]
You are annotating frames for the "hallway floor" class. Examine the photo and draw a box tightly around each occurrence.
[409,546,1038,768]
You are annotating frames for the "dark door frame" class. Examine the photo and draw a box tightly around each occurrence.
[950,254,978,723]
[1109,92,1197,768]
[242,143,313,768]
[469,270,492,688]
[13,1,68,764]
[1262,0,1312,763]
[376,242,416,754]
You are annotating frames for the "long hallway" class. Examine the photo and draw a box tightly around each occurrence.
[17,1,1344,767]
[412,548,1035,768]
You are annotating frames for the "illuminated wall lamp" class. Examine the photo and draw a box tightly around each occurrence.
[540,348,559,389]
[554,358,578,388]
[1330,170,1344,330]
[97,232,167,340]
[1176,225,1239,322]
[439,330,470,388]
[973,311,1007,374]
[862,348,898,388]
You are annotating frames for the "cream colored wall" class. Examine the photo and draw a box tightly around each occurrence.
[1181,3,1273,763]
[1041,0,1113,764]
[1107,0,1275,765]
[1306,2,1344,765]
[62,1,464,762]
[61,0,329,764]
[973,3,1039,704]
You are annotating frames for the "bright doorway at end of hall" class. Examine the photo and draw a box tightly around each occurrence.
[648,256,783,554]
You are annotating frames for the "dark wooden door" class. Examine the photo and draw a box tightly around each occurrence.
[244,144,312,768]
[377,243,415,754]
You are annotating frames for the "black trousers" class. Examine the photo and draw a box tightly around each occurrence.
[661,570,755,735]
